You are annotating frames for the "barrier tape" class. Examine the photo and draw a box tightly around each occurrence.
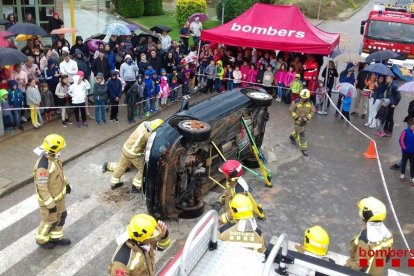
[325,93,411,251]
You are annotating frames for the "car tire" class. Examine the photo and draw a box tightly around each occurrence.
[243,156,260,169]
[178,201,205,219]
[246,91,273,107]
[177,120,211,142]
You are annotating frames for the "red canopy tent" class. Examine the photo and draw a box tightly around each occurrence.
[201,3,340,55]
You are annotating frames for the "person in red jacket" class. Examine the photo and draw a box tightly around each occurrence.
[303,55,318,82]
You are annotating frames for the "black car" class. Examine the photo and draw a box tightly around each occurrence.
[143,88,273,219]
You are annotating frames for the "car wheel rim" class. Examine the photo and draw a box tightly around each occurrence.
[249,92,271,100]
[182,121,206,131]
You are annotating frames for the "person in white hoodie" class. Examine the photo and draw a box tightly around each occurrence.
[69,71,90,127]
[59,52,78,84]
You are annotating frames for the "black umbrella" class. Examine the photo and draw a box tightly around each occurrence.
[365,50,400,63]
[363,63,395,77]
[0,48,28,67]
[150,25,172,34]
[7,23,48,36]
[0,19,10,25]
[136,33,160,43]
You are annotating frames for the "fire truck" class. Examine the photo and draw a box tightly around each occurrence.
[360,3,414,69]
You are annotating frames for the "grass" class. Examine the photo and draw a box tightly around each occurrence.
[132,12,220,41]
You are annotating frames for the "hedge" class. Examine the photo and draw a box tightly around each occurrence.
[143,0,163,16]
[117,0,145,18]
[216,0,260,23]
[176,0,207,26]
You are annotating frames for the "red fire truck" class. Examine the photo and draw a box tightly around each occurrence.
[360,3,414,69]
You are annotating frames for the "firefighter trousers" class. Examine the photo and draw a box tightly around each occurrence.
[291,124,307,150]
[36,199,67,244]
[109,152,144,188]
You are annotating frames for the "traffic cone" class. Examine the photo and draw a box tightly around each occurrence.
[363,139,377,159]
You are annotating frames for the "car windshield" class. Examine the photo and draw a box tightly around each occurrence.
[367,20,414,43]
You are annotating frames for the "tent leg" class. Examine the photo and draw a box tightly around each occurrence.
[196,40,203,89]
[321,54,331,114]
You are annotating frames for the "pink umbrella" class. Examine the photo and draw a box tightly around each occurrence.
[51,27,78,34]
[0,37,10,47]
[0,31,14,38]
[188,13,208,23]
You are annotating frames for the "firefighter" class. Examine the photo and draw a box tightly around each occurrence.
[109,214,170,276]
[34,134,71,249]
[289,88,315,156]
[345,196,393,276]
[103,119,163,193]
[218,194,266,253]
[211,160,264,224]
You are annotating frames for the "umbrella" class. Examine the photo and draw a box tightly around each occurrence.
[0,31,14,38]
[0,19,10,25]
[103,23,131,36]
[150,25,172,34]
[0,47,28,67]
[365,50,400,63]
[0,37,9,47]
[391,65,413,82]
[398,81,414,92]
[127,24,140,32]
[335,82,357,97]
[136,33,160,44]
[15,34,35,42]
[363,63,394,77]
[51,27,78,35]
[334,52,365,63]
[188,13,208,23]
[7,23,48,36]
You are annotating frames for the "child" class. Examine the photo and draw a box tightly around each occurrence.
[132,75,145,119]
[25,79,42,128]
[143,70,154,117]
[339,93,352,123]
[169,67,179,102]
[93,72,108,125]
[240,61,249,88]
[69,72,90,127]
[233,65,242,88]
[40,82,54,122]
[7,80,24,130]
[315,80,328,115]
[182,64,195,96]
[275,64,287,102]
[375,99,391,137]
[290,74,303,102]
[399,118,414,185]
[256,63,265,85]
[204,60,216,94]
[44,58,60,100]
[262,65,274,96]
[160,76,170,108]
[246,63,258,85]
[108,70,122,122]
[152,71,160,112]
[215,60,224,93]
[225,65,234,91]
[307,76,318,105]
[0,89,14,133]
[55,75,71,127]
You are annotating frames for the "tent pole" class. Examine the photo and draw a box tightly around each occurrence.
[322,54,331,114]
[196,40,202,89]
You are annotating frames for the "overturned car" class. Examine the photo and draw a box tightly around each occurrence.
[143,88,273,219]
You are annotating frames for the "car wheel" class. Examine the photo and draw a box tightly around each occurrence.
[243,156,260,169]
[178,201,205,219]
[247,91,273,107]
[177,120,211,142]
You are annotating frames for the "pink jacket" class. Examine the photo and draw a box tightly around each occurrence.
[247,68,258,83]
[160,77,170,98]
[284,71,296,87]
[240,65,249,81]
[275,70,288,85]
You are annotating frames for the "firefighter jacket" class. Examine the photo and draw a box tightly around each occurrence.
[289,99,315,125]
[345,227,393,276]
[218,222,266,253]
[33,154,67,209]
[122,122,151,159]
[109,233,170,276]
[303,60,318,81]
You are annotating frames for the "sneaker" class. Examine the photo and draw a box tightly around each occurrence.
[364,122,370,127]
[361,114,366,119]
[128,119,134,124]
[317,111,324,115]
[111,182,124,190]
[375,131,381,137]
[102,120,106,124]
[76,122,81,128]
[51,238,71,246]
[369,124,376,129]
[62,121,67,127]
[390,163,401,170]
[39,242,56,249]
[83,122,88,127]
[275,97,279,102]
[96,121,101,125]
[411,179,414,186]
[5,127,14,133]
[114,118,119,123]
[322,111,328,115]
[20,116,28,122]
[384,132,392,137]
[379,131,386,137]
[351,112,358,116]
[400,174,405,182]
[145,112,150,117]
[66,120,73,125]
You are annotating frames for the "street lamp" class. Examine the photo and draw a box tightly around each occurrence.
[221,0,229,25]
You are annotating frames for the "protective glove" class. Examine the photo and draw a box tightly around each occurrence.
[66,184,72,194]
[48,206,57,214]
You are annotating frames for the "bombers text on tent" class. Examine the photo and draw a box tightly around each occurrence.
[230,23,305,38]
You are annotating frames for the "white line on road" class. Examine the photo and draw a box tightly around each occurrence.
[0,195,38,232]
[37,211,126,276]
[0,198,99,274]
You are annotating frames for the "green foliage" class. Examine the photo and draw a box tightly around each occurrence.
[176,0,207,26]
[143,0,163,16]
[216,0,259,23]
[117,0,145,17]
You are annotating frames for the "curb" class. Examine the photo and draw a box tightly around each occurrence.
[0,92,205,198]
[334,0,370,22]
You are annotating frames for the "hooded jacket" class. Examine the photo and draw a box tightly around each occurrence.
[59,57,78,83]
[93,81,108,102]
[70,36,88,57]
[339,63,356,84]
[7,80,24,108]
[44,59,60,87]
[26,85,42,106]
[143,75,154,98]
[74,49,91,79]
[68,75,90,104]
[120,61,139,82]
[107,75,122,100]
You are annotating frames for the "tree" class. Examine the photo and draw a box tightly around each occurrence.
[176,0,207,26]
[117,0,145,17]
[216,0,258,23]
[143,0,163,16]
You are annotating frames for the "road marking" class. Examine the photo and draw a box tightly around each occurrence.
[37,211,126,276]
[0,195,38,232]
[0,198,99,274]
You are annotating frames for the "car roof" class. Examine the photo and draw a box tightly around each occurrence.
[174,90,251,122]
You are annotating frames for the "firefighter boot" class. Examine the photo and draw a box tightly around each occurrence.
[131,185,141,194]
[111,182,124,190]
[302,150,308,156]
[52,238,72,246]
[102,162,108,173]
[289,134,296,145]
[39,242,56,249]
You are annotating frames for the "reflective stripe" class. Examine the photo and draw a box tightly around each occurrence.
[43,197,54,206]
[48,162,56,174]
[50,230,64,239]
[36,185,66,204]
[225,241,263,250]
[158,238,170,248]
[307,238,328,249]
[128,252,142,270]
[111,177,121,184]
[132,178,142,188]
[36,233,50,242]
[40,224,50,236]
[221,213,229,224]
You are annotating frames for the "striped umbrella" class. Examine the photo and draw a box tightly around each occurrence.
[103,23,131,36]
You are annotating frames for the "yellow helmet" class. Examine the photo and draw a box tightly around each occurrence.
[300,89,310,99]
[229,194,254,220]
[304,225,330,256]
[41,134,66,154]
[358,196,386,222]
[127,214,160,243]
[150,119,164,131]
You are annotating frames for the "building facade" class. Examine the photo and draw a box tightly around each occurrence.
[1,0,63,31]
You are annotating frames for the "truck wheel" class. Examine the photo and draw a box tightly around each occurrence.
[247,91,273,107]
[179,201,205,219]
[243,156,260,169]
[177,120,211,142]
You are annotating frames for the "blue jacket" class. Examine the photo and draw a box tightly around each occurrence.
[107,78,122,99]
[385,81,401,107]
[342,96,352,112]
[143,77,154,98]
[105,51,116,71]
[152,76,160,96]
[44,66,60,87]
[400,128,414,154]
[8,81,24,108]
[339,63,355,84]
